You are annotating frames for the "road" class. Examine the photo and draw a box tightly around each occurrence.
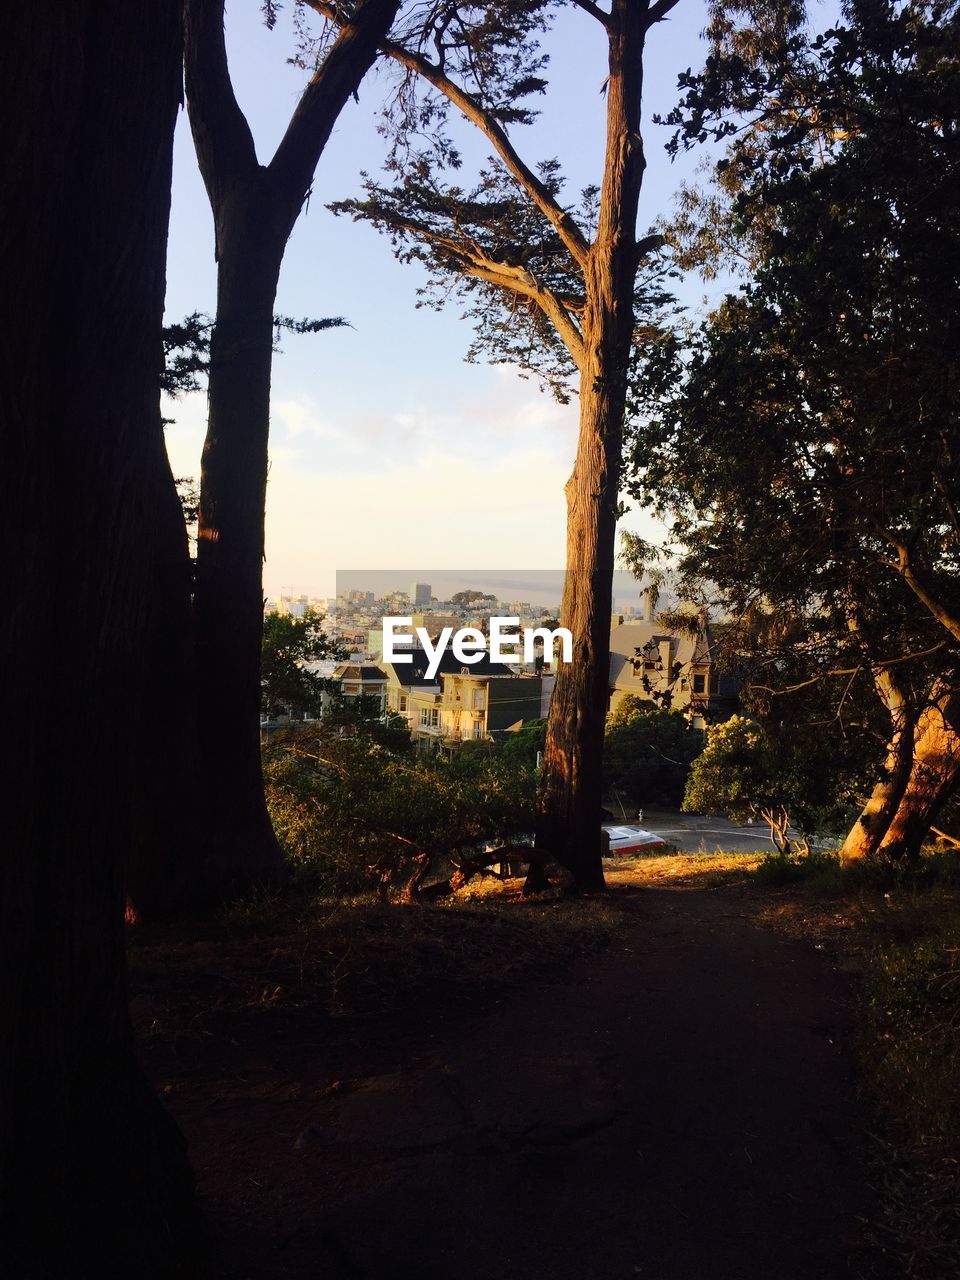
[615,808,783,855]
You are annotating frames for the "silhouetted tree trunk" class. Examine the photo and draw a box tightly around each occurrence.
[840,667,915,863]
[0,3,206,1274]
[878,688,960,863]
[536,0,660,891]
[184,0,400,898]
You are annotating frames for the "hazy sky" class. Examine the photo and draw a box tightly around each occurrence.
[162,1,721,598]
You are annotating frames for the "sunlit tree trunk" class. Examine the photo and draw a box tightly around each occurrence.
[536,0,651,891]
[0,3,206,1272]
[878,689,960,863]
[840,667,915,863]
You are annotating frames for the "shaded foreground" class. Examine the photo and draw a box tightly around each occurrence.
[132,866,885,1278]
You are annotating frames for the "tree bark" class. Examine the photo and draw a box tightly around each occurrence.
[0,3,206,1272]
[193,186,289,889]
[877,688,960,863]
[536,0,652,891]
[840,667,915,863]
[402,852,433,903]
[184,0,401,901]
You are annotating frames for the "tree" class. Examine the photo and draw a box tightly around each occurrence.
[182,0,402,897]
[261,608,345,719]
[317,0,681,891]
[451,589,497,608]
[265,721,537,899]
[604,697,704,807]
[628,0,960,862]
[501,717,548,770]
[0,4,205,1273]
[683,717,822,855]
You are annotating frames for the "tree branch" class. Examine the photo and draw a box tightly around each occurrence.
[184,0,260,216]
[305,0,592,269]
[268,0,401,220]
[644,0,682,27]
[879,526,960,644]
[572,0,611,27]
[349,206,586,366]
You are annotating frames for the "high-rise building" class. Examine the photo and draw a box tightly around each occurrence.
[412,582,432,606]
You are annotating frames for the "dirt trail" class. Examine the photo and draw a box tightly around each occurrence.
[160,885,883,1279]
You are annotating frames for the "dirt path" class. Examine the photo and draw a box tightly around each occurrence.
[159,885,882,1278]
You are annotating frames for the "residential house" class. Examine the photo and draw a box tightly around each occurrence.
[608,607,739,726]
[381,648,541,748]
[329,661,388,715]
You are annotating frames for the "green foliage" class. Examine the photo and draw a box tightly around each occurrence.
[501,717,547,769]
[626,0,960,847]
[683,714,848,850]
[683,716,775,824]
[603,698,703,807]
[261,609,344,719]
[263,714,538,894]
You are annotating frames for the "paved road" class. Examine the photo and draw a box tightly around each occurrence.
[615,808,783,855]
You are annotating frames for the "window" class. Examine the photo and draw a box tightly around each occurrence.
[692,673,706,694]
[472,688,485,709]
[419,707,440,728]
[399,695,407,712]
[473,719,485,739]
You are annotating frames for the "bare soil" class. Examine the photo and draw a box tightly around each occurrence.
[133,875,887,1279]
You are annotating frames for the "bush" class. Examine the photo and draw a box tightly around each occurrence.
[603,697,704,806]
[263,717,538,899]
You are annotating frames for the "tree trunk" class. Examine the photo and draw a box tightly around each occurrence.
[840,667,915,863]
[537,376,624,891]
[877,690,960,863]
[0,4,206,1273]
[536,0,650,891]
[193,189,288,893]
[402,852,433,903]
[184,0,402,904]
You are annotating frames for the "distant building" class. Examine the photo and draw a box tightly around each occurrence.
[367,612,459,659]
[411,581,432,606]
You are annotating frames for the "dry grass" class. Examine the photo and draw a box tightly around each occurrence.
[603,849,762,887]
[128,888,616,1047]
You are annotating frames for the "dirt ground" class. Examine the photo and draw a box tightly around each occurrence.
[135,875,887,1279]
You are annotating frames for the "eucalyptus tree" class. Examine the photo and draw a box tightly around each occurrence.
[182,0,401,898]
[315,0,681,891]
[1,4,205,1272]
[629,0,960,862]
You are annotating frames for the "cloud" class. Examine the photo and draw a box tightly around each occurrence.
[160,366,662,600]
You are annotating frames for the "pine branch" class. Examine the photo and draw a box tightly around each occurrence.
[337,201,586,366]
[304,0,592,268]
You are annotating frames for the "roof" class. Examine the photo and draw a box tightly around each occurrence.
[381,648,516,690]
[332,662,387,681]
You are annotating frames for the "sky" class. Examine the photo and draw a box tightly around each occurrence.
[162,0,722,600]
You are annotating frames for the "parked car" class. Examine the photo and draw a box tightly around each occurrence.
[602,824,666,857]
